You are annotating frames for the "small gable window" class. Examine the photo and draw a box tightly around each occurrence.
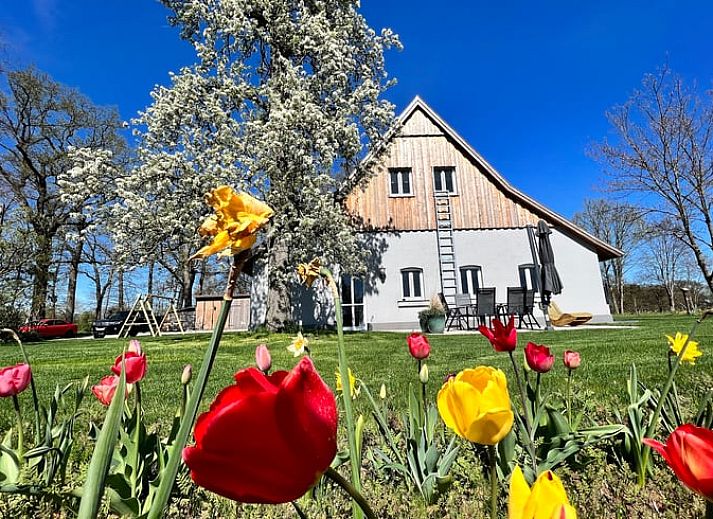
[389,168,413,196]
[433,166,456,194]
[401,268,424,299]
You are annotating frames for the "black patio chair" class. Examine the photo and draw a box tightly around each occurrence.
[474,287,496,327]
[498,287,526,327]
[439,293,469,331]
[521,289,541,329]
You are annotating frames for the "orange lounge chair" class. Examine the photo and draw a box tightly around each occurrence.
[548,301,592,327]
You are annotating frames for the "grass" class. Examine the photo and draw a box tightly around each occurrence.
[0,313,711,517]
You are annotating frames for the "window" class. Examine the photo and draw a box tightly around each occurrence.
[460,266,483,295]
[389,168,413,196]
[518,264,538,291]
[401,268,424,299]
[433,166,456,194]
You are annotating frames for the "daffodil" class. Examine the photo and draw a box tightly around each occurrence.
[190,186,273,260]
[297,257,322,287]
[287,332,309,357]
[509,466,577,519]
[667,332,702,365]
[335,368,359,399]
[379,383,387,399]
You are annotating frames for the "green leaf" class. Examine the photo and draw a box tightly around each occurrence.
[77,363,126,519]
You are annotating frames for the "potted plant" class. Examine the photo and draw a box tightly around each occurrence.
[418,295,446,333]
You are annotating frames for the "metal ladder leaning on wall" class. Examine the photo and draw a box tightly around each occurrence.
[434,192,458,307]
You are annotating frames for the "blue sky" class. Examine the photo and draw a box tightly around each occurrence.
[2,0,713,220]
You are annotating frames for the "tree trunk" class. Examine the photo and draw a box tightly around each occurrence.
[117,269,125,309]
[666,285,676,313]
[65,239,84,322]
[147,261,155,295]
[179,263,196,309]
[265,238,292,330]
[30,233,53,319]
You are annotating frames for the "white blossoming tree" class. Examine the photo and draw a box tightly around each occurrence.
[119,0,400,324]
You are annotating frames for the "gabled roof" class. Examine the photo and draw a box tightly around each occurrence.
[387,96,622,261]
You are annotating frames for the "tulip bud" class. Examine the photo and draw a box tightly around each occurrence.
[419,363,429,384]
[181,364,193,385]
[255,343,272,373]
[128,339,142,354]
[379,383,387,400]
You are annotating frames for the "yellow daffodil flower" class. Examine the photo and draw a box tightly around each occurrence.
[297,257,322,287]
[335,368,359,399]
[190,186,273,260]
[287,332,309,357]
[667,332,702,365]
[437,366,513,445]
[509,466,577,519]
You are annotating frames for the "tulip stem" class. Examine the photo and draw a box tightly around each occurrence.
[12,395,23,473]
[321,267,363,519]
[131,382,142,499]
[639,311,711,487]
[566,369,573,429]
[325,467,376,519]
[146,251,250,519]
[2,329,41,444]
[418,359,427,419]
[291,500,308,519]
[488,445,497,519]
[507,351,536,471]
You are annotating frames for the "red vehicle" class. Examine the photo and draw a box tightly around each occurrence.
[19,319,78,339]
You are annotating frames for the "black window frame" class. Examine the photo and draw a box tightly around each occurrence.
[433,166,457,194]
[400,268,424,299]
[459,265,483,295]
[388,167,413,197]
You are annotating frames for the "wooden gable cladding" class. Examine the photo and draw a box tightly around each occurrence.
[346,107,541,231]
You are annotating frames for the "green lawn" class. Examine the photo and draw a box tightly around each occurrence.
[2,313,711,429]
[0,314,710,517]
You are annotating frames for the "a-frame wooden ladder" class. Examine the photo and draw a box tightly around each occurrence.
[118,295,161,338]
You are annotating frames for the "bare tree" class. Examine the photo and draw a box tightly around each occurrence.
[594,66,713,295]
[573,198,643,313]
[0,67,124,318]
[639,222,687,312]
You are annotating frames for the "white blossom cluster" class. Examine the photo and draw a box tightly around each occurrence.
[113,0,400,312]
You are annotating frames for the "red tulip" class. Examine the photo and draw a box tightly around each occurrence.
[255,343,272,373]
[92,375,120,406]
[563,350,581,370]
[0,363,31,397]
[478,316,517,352]
[111,345,147,384]
[183,356,338,504]
[407,333,431,360]
[643,424,713,501]
[524,342,555,373]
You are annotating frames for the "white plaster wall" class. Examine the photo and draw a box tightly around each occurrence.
[548,229,612,322]
[361,228,612,329]
[361,231,441,330]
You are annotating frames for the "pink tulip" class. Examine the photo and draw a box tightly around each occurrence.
[407,333,431,360]
[0,363,31,397]
[524,342,555,373]
[563,350,581,370]
[92,375,120,406]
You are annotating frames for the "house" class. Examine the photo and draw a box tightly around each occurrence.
[336,96,620,330]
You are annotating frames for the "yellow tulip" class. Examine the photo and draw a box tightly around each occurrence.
[190,186,273,260]
[437,366,513,445]
[666,332,702,365]
[509,466,577,519]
